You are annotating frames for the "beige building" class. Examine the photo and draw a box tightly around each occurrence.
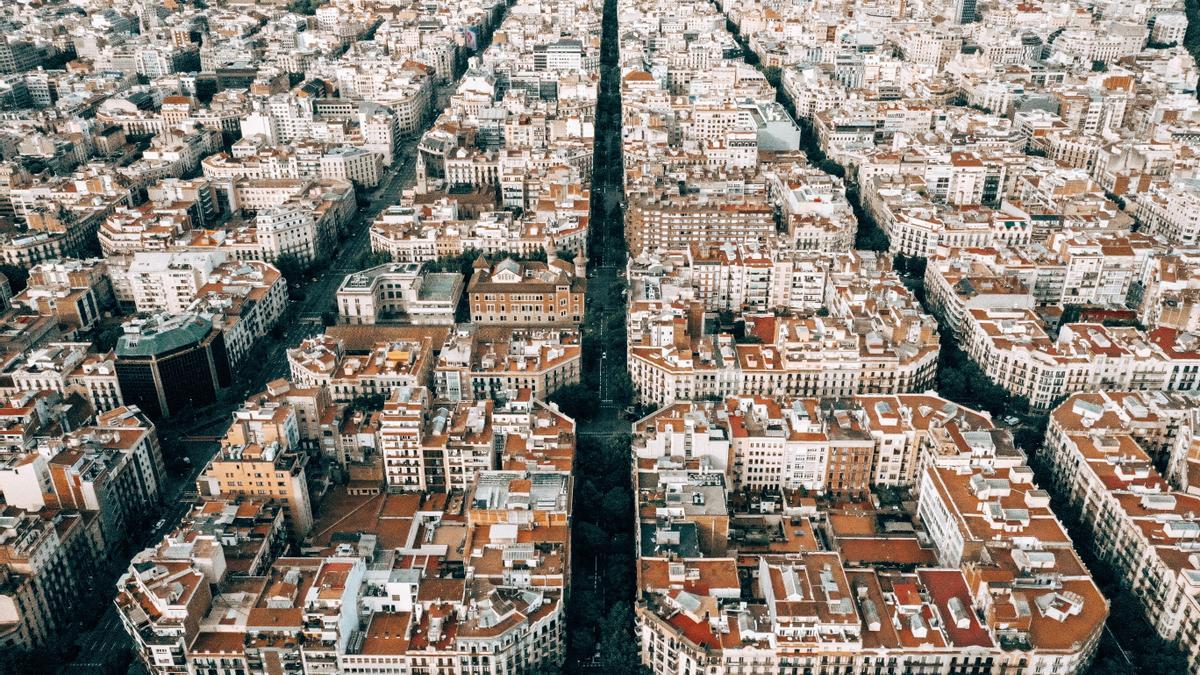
[625,185,776,255]
[1138,253,1200,332]
[378,384,576,492]
[99,203,194,255]
[862,174,1033,258]
[0,342,123,413]
[0,510,101,652]
[197,436,313,536]
[114,500,285,674]
[1137,179,1200,247]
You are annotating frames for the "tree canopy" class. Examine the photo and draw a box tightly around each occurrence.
[274,253,308,285]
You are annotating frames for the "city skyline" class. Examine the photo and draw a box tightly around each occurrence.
[0,0,1196,673]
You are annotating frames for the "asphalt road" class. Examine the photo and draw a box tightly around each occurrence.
[582,0,629,422]
[61,609,126,674]
[585,264,623,402]
[571,0,631,668]
[262,135,422,384]
[58,433,218,674]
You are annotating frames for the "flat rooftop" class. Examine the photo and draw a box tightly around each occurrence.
[419,273,464,301]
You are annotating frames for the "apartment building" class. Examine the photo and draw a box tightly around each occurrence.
[120,488,569,675]
[768,166,857,253]
[0,404,165,544]
[1138,253,1200,332]
[631,390,1105,675]
[0,342,123,415]
[181,177,357,266]
[0,510,101,652]
[194,260,289,366]
[925,254,1035,338]
[0,39,40,75]
[370,202,588,264]
[197,437,314,537]
[338,339,434,403]
[99,203,194,255]
[0,404,165,652]
[120,389,574,675]
[368,205,453,263]
[109,252,286,368]
[22,259,113,313]
[631,246,848,314]
[287,331,437,403]
[146,177,220,228]
[378,383,577,492]
[246,379,345,464]
[122,250,228,315]
[287,334,344,391]
[628,258,939,406]
[862,175,1033,258]
[961,307,1199,410]
[377,385,432,491]
[1046,230,1159,307]
[255,204,324,264]
[319,145,384,187]
[635,391,1016,495]
[625,185,777,255]
[434,326,582,402]
[0,167,132,267]
[1136,179,1200,247]
[114,499,287,673]
[1043,392,1200,668]
[50,408,167,541]
[923,230,1158,338]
